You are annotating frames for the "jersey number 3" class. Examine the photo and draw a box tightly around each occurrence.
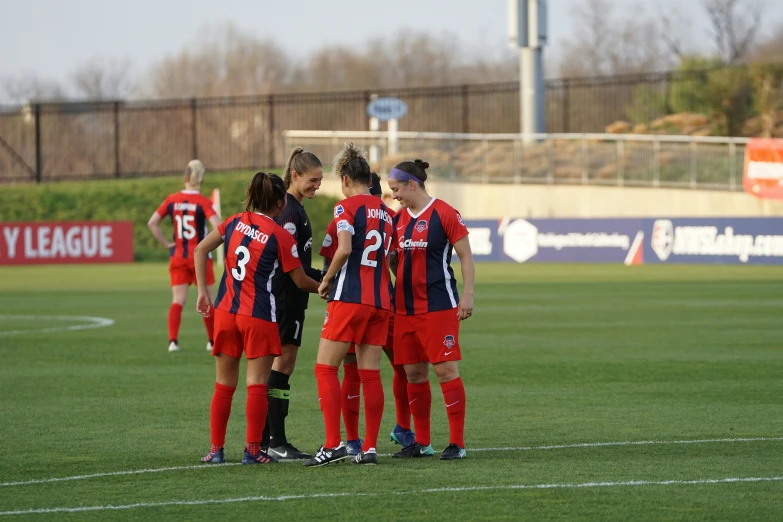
[231,245,251,281]
[361,230,392,268]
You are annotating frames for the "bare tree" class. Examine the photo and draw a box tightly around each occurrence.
[664,0,764,64]
[1,74,66,104]
[559,0,670,77]
[71,57,135,100]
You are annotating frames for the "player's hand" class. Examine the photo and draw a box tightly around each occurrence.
[457,294,473,321]
[318,279,332,300]
[196,291,213,317]
[165,241,175,249]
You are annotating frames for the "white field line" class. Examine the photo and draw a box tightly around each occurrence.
[2,476,782,516]
[0,315,114,336]
[2,436,781,488]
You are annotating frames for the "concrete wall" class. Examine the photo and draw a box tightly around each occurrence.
[317,179,783,218]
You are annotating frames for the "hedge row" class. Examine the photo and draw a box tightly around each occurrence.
[1,172,340,261]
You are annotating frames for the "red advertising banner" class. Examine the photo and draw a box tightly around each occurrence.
[743,138,783,199]
[0,221,134,265]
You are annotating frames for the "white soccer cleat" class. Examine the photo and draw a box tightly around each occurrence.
[168,341,180,353]
[206,341,213,352]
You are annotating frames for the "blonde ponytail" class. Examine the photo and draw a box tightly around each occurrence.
[186,160,205,189]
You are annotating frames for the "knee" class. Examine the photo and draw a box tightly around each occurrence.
[273,347,298,375]
[405,366,429,384]
[433,363,459,384]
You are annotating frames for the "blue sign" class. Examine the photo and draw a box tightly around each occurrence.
[458,217,783,265]
[366,97,408,121]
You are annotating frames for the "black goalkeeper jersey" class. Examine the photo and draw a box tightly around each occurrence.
[274,193,321,310]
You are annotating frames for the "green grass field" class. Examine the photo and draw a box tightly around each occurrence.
[0,263,781,520]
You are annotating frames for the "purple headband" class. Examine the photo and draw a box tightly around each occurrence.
[388,168,421,183]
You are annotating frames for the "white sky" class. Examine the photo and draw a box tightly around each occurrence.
[1,0,781,87]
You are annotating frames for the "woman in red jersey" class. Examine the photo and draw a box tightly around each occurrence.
[194,172,320,465]
[147,160,221,353]
[387,159,475,461]
[304,144,394,467]
[318,173,415,457]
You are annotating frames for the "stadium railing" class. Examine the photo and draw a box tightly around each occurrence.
[283,130,751,191]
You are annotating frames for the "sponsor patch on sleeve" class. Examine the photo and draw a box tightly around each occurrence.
[334,205,345,218]
[336,220,355,235]
[283,222,297,236]
[322,234,333,248]
[291,244,299,258]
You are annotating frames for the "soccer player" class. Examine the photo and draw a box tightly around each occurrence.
[194,172,320,465]
[147,160,221,353]
[319,173,414,456]
[304,144,394,467]
[262,148,324,461]
[387,159,475,461]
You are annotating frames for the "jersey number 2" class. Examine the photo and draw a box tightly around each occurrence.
[174,215,196,240]
[361,230,391,267]
[231,245,251,281]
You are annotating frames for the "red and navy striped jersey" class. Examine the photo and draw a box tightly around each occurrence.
[214,212,301,322]
[328,195,393,310]
[392,198,469,315]
[155,190,217,259]
[321,207,397,310]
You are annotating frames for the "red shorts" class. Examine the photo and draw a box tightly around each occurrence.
[322,301,389,346]
[384,314,395,351]
[212,308,282,359]
[393,308,461,365]
[170,257,214,287]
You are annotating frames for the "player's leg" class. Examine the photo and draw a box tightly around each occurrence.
[241,315,283,464]
[353,342,383,465]
[391,314,434,458]
[202,309,242,463]
[264,309,310,460]
[304,302,358,467]
[429,309,466,460]
[341,348,362,455]
[350,308,388,465]
[167,284,188,352]
[384,324,414,447]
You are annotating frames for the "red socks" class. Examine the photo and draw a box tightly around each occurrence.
[246,384,268,453]
[168,303,183,342]
[407,381,432,446]
[359,369,384,451]
[441,377,466,448]
[203,314,215,344]
[210,383,235,447]
[392,364,411,430]
[315,363,342,448]
[341,364,361,441]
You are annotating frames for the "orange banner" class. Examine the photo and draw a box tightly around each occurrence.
[743,138,783,199]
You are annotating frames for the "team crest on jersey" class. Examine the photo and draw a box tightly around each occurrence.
[443,335,456,349]
[283,222,297,236]
[415,220,428,233]
[334,205,345,218]
[457,213,465,226]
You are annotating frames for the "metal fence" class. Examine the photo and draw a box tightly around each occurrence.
[284,130,750,191]
[0,68,734,183]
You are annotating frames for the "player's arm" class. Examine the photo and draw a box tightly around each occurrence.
[388,250,398,276]
[208,215,221,230]
[288,266,321,294]
[147,210,174,249]
[320,230,351,290]
[194,229,224,317]
[303,265,323,282]
[452,236,474,321]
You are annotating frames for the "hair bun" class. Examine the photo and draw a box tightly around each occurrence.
[413,159,429,170]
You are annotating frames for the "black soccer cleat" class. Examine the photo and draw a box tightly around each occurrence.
[303,444,349,467]
[439,443,467,460]
[392,442,434,458]
[352,450,378,465]
[267,442,313,460]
